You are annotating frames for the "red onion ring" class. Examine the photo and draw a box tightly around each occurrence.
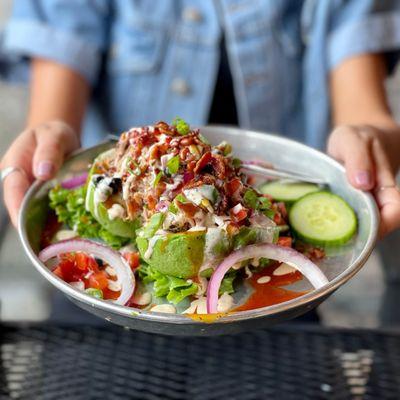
[39,239,135,306]
[61,173,89,189]
[206,243,329,314]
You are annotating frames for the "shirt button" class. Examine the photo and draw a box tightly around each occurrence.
[182,7,203,22]
[171,78,191,96]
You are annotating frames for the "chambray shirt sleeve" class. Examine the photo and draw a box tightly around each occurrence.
[327,0,400,72]
[0,0,110,85]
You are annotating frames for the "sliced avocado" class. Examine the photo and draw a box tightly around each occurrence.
[85,150,141,239]
[137,231,206,279]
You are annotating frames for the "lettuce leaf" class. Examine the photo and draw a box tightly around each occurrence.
[49,185,129,249]
[219,269,239,295]
[138,264,198,304]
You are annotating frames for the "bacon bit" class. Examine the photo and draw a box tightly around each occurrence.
[276,202,288,219]
[194,151,212,174]
[277,237,292,247]
[210,154,226,179]
[146,194,158,211]
[176,201,199,217]
[126,199,140,219]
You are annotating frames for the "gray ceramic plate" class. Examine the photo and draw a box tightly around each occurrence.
[18,126,379,336]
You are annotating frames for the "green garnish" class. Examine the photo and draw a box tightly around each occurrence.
[172,117,190,135]
[243,189,274,218]
[174,193,188,204]
[126,157,141,176]
[153,171,163,187]
[199,267,213,278]
[138,264,198,304]
[198,133,210,144]
[49,185,128,249]
[166,155,180,174]
[219,269,239,295]
[85,288,103,299]
[168,202,178,214]
[232,158,242,168]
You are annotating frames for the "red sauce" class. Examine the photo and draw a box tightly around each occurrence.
[234,263,305,312]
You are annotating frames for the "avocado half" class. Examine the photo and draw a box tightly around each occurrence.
[137,231,206,279]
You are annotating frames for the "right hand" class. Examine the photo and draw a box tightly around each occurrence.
[0,121,80,227]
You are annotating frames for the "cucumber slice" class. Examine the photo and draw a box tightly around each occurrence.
[260,180,320,203]
[289,191,357,246]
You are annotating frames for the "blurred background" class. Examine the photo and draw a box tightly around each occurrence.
[0,0,399,327]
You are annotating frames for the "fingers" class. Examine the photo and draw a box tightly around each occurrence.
[1,120,79,227]
[371,138,400,236]
[2,171,30,227]
[327,126,375,190]
[1,130,36,227]
[32,121,79,180]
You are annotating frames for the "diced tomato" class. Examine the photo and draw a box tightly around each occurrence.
[88,271,109,291]
[231,207,248,223]
[75,252,99,272]
[277,237,292,247]
[53,266,63,279]
[123,252,140,271]
[58,257,82,282]
[102,288,121,301]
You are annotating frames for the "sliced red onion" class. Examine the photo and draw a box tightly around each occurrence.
[156,200,169,212]
[39,239,135,306]
[61,173,89,189]
[206,243,329,314]
[242,160,273,168]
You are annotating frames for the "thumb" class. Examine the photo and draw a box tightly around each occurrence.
[32,121,79,180]
[328,126,375,191]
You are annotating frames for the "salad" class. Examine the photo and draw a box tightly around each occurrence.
[40,119,357,315]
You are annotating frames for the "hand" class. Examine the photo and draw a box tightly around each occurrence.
[328,124,400,237]
[0,121,80,227]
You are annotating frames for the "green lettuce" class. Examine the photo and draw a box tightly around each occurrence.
[49,185,129,249]
[138,264,198,304]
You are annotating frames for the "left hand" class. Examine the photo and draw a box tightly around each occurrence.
[327,124,400,237]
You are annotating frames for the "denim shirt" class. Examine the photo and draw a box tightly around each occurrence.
[2,0,400,148]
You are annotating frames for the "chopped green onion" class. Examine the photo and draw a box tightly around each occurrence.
[166,155,180,174]
[232,158,242,168]
[174,193,188,204]
[243,189,259,209]
[172,117,190,135]
[153,171,163,187]
[200,267,213,278]
[168,202,178,214]
[85,288,103,299]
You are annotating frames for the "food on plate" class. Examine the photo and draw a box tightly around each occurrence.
[40,119,357,315]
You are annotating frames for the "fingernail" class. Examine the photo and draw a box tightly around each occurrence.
[355,171,371,187]
[36,161,54,178]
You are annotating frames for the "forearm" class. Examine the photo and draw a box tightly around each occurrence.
[330,53,397,130]
[27,58,90,135]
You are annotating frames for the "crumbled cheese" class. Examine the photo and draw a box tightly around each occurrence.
[70,281,85,291]
[107,280,122,292]
[257,276,271,284]
[273,263,296,276]
[150,304,176,313]
[105,266,117,277]
[55,230,77,242]
[133,291,152,306]
[217,293,234,313]
[107,203,126,220]
[94,178,113,203]
[196,297,208,314]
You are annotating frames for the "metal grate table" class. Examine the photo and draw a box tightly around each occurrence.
[1,324,400,400]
